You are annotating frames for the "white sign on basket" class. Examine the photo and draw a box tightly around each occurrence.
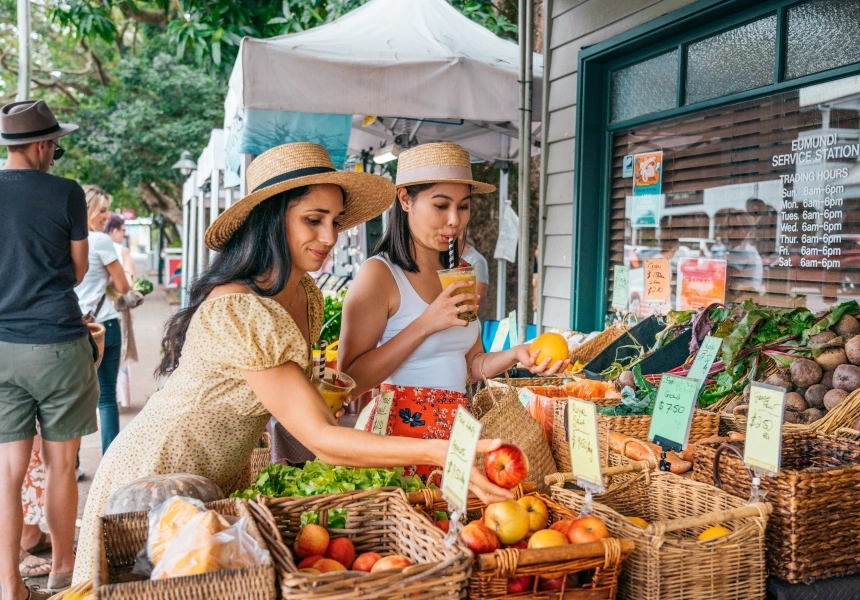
[370,391,394,435]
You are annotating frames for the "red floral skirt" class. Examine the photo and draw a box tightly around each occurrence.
[363,383,468,485]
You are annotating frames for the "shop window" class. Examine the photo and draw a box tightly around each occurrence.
[610,50,678,123]
[608,73,860,316]
[684,15,777,105]
[786,0,860,80]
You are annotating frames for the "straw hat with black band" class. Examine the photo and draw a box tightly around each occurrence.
[395,142,496,194]
[205,142,395,251]
[0,100,78,145]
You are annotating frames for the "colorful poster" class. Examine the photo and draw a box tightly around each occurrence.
[677,258,727,310]
[633,151,663,196]
[630,194,662,227]
[166,257,182,289]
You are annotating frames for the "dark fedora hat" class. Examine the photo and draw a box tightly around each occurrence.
[0,100,78,146]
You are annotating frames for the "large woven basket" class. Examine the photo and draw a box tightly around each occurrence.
[569,325,627,365]
[549,397,618,474]
[691,431,860,583]
[549,467,771,600]
[594,409,719,468]
[247,488,471,599]
[94,498,275,600]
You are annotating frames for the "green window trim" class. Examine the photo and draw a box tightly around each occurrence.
[571,0,860,332]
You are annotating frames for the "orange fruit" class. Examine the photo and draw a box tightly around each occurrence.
[697,526,731,541]
[627,516,648,529]
[529,333,569,366]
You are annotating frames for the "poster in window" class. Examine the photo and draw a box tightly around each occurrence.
[167,258,182,289]
[633,150,663,196]
[677,258,727,311]
[630,194,663,227]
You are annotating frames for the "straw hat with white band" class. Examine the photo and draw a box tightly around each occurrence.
[395,142,496,194]
[205,142,394,251]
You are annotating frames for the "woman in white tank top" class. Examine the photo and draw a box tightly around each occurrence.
[339,143,568,483]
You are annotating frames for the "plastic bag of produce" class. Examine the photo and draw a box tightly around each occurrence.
[151,511,269,580]
[147,496,206,566]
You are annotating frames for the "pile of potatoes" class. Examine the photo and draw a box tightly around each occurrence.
[724,313,860,425]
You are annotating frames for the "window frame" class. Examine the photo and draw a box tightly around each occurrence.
[571,0,860,331]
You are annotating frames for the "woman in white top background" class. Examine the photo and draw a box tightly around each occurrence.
[103,213,137,409]
[75,188,130,454]
[338,143,567,484]
[459,228,489,311]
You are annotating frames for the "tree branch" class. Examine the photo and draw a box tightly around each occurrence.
[31,77,80,105]
[137,181,183,226]
[117,1,167,25]
[80,39,109,86]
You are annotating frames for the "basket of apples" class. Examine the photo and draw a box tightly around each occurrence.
[246,488,471,599]
[425,443,634,599]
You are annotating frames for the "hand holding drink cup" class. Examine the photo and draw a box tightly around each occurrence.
[314,367,356,416]
[437,264,479,322]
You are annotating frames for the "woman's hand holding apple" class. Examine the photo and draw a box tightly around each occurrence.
[465,439,516,504]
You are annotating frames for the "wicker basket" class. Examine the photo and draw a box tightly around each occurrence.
[406,482,536,517]
[88,322,106,369]
[225,431,272,496]
[569,325,628,365]
[94,498,275,600]
[550,397,619,474]
[691,431,860,583]
[247,488,471,599]
[594,409,719,468]
[492,376,571,388]
[548,466,770,600]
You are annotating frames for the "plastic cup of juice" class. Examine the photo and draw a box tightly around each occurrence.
[437,265,477,322]
[314,367,356,416]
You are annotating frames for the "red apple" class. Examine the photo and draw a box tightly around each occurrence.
[484,499,530,545]
[505,540,528,550]
[311,558,346,573]
[483,444,529,488]
[297,555,324,569]
[538,576,572,591]
[435,520,450,533]
[460,521,500,554]
[507,575,535,594]
[567,516,609,545]
[294,524,330,559]
[517,496,549,532]
[352,552,382,573]
[324,538,355,569]
[550,519,575,537]
[527,529,569,549]
[370,555,413,573]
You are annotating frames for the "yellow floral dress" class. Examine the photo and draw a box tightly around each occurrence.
[73,277,322,583]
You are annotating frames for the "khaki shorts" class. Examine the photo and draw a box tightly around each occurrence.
[0,335,99,443]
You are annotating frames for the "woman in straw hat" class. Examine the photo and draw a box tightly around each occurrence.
[338,142,568,483]
[72,142,512,584]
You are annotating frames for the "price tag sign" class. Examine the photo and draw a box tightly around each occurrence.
[567,398,604,491]
[370,391,394,435]
[519,387,535,408]
[442,407,482,513]
[490,318,510,352]
[687,336,722,388]
[648,374,700,452]
[644,258,670,303]
[744,382,786,477]
[508,310,519,347]
[611,265,630,311]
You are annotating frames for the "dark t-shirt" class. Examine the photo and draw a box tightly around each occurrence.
[0,170,89,344]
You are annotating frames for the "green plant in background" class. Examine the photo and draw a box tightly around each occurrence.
[320,289,346,345]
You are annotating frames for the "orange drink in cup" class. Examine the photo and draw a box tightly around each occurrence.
[314,368,356,416]
[437,265,477,322]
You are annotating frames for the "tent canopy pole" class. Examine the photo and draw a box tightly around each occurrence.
[517,0,534,342]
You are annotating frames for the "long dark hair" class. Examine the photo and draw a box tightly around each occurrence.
[372,184,460,272]
[156,186,310,376]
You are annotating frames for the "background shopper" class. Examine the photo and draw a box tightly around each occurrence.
[104,214,137,409]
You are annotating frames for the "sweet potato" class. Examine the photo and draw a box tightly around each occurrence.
[607,432,692,474]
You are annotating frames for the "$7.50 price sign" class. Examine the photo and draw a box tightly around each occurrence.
[743,382,787,477]
[441,407,482,513]
[567,398,604,492]
[648,374,700,452]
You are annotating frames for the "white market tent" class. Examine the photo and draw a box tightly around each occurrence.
[210,0,542,318]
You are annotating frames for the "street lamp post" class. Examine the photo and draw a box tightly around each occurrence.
[172,150,197,306]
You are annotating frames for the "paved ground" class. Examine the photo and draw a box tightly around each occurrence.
[24,266,176,592]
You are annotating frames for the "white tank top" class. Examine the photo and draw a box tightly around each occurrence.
[370,254,480,393]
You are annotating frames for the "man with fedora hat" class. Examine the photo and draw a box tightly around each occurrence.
[0,100,98,600]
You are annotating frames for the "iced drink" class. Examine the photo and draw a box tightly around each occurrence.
[314,367,356,416]
[438,265,478,322]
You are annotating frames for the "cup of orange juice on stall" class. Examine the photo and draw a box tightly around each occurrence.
[437,265,478,322]
[314,367,356,416]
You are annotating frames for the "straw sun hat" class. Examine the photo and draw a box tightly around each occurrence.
[205,142,394,251]
[395,142,496,194]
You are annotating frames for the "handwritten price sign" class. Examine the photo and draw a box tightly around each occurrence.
[687,336,722,389]
[370,391,394,435]
[744,382,786,477]
[442,407,482,513]
[644,258,670,303]
[611,265,630,311]
[648,374,700,452]
[567,399,604,491]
